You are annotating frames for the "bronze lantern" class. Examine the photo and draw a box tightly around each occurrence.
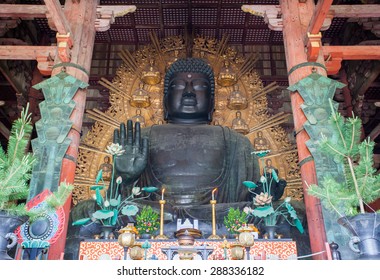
[238,225,255,260]
[130,243,144,260]
[118,223,138,260]
[230,243,245,260]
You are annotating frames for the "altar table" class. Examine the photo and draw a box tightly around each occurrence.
[78,239,297,260]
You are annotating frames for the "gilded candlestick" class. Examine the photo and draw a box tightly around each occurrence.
[156,199,168,239]
[208,199,221,239]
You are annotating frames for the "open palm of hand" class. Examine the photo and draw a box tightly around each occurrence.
[113,120,148,182]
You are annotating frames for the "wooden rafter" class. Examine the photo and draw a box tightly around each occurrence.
[242,4,380,32]
[43,0,71,35]
[0,4,48,18]
[330,5,380,18]
[0,3,136,73]
[43,0,73,62]
[323,46,380,60]
[0,4,136,33]
[322,45,380,75]
[0,46,56,75]
[0,45,56,60]
[307,0,334,35]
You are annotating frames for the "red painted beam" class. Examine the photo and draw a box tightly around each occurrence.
[43,0,71,35]
[323,45,380,60]
[0,45,56,60]
[308,0,334,34]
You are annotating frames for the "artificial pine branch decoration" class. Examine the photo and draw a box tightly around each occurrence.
[0,104,36,216]
[308,100,380,217]
[0,104,74,219]
[136,205,159,235]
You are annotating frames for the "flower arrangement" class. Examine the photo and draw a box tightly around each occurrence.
[223,207,248,235]
[72,143,158,227]
[242,150,304,234]
[136,205,159,236]
[0,104,73,220]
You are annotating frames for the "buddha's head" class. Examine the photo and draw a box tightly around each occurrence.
[164,58,215,124]
[104,156,110,163]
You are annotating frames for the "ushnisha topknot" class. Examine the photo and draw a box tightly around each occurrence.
[164,58,215,97]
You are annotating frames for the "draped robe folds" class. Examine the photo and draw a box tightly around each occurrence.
[121,124,260,219]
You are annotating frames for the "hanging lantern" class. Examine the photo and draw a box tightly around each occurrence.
[217,59,237,87]
[130,83,151,108]
[227,84,248,110]
[141,59,161,85]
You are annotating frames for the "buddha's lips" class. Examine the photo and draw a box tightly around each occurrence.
[181,93,197,106]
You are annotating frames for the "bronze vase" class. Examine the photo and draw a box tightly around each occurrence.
[0,212,28,260]
[338,213,380,260]
[263,225,278,240]
[140,233,152,240]
[100,225,115,240]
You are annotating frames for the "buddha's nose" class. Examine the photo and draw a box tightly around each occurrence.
[183,83,196,97]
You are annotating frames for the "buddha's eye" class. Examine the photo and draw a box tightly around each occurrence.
[193,80,209,91]
[193,84,208,90]
[169,80,186,90]
[171,84,185,90]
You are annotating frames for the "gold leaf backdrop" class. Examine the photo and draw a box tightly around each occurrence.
[73,34,301,205]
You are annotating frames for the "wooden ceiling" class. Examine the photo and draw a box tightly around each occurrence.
[0,0,379,159]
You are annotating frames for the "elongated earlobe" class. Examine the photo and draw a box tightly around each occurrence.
[163,95,168,120]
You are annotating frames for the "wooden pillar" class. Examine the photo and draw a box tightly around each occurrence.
[48,0,98,260]
[280,0,328,260]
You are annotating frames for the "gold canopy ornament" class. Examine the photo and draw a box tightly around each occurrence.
[130,83,151,108]
[141,59,161,85]
[217,59,237,87]
[227,84,248,110]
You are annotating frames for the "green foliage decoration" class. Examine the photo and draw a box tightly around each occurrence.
[135,205,159,235]
[307,101,380,217]
[223,207,248,235]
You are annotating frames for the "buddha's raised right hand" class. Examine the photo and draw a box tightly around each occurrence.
[113,120,148,183]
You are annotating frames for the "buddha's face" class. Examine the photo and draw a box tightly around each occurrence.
[165,72,213,124]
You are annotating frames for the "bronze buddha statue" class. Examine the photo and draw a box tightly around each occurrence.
[65,59,262,256]
[113,58,260,220]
